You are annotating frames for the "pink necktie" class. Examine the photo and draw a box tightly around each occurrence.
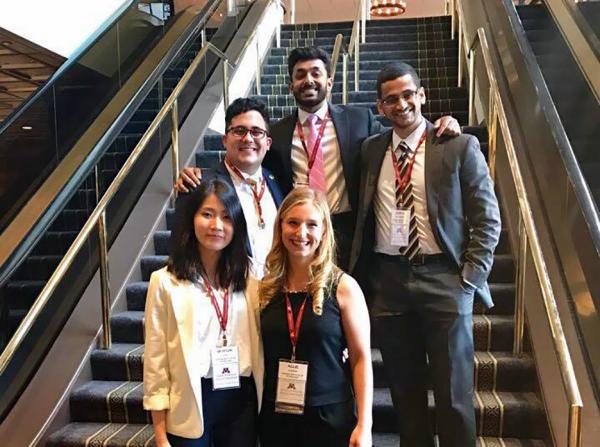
[306,113,327,194]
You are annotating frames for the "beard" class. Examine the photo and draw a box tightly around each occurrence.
[292,84,328,109]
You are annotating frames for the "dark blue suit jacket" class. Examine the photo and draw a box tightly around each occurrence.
[204,161,284,257]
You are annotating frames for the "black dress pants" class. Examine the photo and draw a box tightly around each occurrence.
[332,210,355,271]
[167,377,257,447]
[258,399,357,447]
[370,254,476,447]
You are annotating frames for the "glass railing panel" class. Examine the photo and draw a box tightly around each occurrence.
[0,0,257,421]
[0,0,176,233]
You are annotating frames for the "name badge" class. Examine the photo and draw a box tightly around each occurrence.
[275,359,309,414]
[211,346,240,390]
[390,208,411,247]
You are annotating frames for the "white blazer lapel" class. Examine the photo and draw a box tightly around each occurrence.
[169,283,203,406]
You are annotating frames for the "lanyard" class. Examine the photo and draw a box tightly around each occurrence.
[285,293,308,361]
[203,275,230,346]
[296,113,330,180]
[390,130,427,206]
[225,158,267,228]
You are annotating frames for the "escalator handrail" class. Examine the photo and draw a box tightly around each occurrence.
[0,0,224,287]
[457,0,584,437]
[0,0,136,135]
[505,0,600,255]
[545,0,600,101]
[0,0,281,375]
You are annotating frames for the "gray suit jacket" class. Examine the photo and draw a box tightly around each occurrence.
[349,121,501,308]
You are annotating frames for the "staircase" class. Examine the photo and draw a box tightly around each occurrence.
[517,3,600,208]
[46,16,549,446]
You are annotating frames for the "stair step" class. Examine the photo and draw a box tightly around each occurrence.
[372,388,547,438]
[46,422,155,447]
[46,422,546,447]
[260,77,460,94]
[110,309,515,350]
[69,381,149,424]
[373,432,547,447]
[68,380,545,438]
[279,31,453,47]
[92,343,534,393]
[262,57,458,75]
[279,22,450,39]
[4,280,46,310]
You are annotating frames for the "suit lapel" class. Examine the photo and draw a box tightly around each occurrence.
[279,111,297,184]
[169,285,200,385]
[424,121,442,232]
[263,167,284,207]
[329,103,353,196]
[364,130,393,209]
[216,161,253,256]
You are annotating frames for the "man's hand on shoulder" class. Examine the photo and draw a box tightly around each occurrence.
[174,167,202,193]
[434,115,461,137]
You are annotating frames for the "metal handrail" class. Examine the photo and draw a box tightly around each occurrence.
[328,0,364,104]
[0,35,234,373]
[455,0,583,441]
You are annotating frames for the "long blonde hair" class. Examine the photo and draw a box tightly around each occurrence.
[259,188,336,315]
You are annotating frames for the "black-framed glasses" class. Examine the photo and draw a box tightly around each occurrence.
[381,90,419,106]
[226,126,269,139]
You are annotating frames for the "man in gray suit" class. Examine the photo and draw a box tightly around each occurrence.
[349,63,501,447]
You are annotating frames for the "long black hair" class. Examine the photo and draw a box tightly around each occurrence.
[168,177,249,292]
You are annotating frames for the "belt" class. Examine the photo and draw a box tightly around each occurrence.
[375,252,448,266]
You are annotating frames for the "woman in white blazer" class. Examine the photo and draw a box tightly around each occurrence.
[143,178,264,447]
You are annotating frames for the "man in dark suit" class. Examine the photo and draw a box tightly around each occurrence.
[349,63,501,447]
[177,47,460,269]
[263,47,459,269]
[177,97,284,275]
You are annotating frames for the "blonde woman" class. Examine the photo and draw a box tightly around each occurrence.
[257,187,373,447]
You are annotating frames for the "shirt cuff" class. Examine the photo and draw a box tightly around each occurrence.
[462,277,477,289]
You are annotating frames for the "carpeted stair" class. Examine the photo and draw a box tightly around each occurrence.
[517,3,600,207]
[46,16,549,446]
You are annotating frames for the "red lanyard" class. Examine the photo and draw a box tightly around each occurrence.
[296,113,330,180]
[203,275,230,345]
[285,293,308,361]
[390,130,427,206]
[225,158,267,228]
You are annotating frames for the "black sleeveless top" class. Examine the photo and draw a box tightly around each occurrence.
[260,270,354,406]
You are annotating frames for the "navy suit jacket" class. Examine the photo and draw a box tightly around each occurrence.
[208,161,284,257]
[264,102,384,214]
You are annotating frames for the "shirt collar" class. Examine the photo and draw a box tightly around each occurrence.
[225,161,263,185]
[297,101,329,125]
[392,118,426,152]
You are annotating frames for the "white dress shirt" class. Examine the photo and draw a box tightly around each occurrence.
[374,118,442,255]
[225,164,277,277]
[291,102,351,214]
[195,276,253,378]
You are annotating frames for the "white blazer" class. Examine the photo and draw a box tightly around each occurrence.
[143,267,264,439]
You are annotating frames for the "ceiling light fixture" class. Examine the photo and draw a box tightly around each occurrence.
[21,125,33,131]
[370,0,407,17]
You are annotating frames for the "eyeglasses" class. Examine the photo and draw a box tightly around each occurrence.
[227,126,269,139]
[381,90,419,106]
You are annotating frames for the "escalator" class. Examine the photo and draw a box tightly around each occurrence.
[516,3,600,208]
[0,0,256,432]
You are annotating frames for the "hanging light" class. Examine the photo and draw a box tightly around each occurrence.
[370,0,407,17]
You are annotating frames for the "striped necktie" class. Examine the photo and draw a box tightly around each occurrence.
[395,141,420,260]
